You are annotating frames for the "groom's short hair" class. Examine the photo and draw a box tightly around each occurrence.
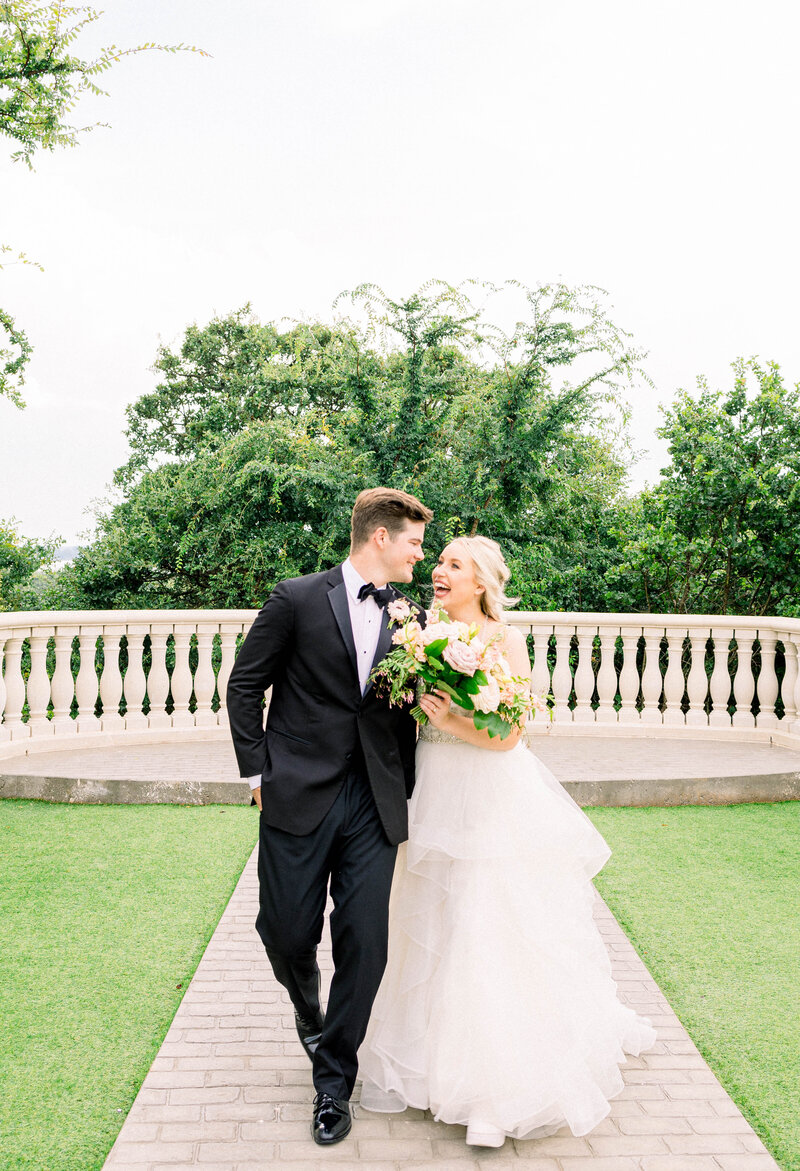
[350,487,433,549]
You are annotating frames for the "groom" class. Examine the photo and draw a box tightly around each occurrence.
[226,487,432,1145]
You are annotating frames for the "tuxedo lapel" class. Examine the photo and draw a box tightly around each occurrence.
[364,605,394,696]
[327,574,359,683]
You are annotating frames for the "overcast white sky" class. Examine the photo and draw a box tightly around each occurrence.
[2,0,799,546]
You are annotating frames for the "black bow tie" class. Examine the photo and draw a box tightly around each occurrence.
[358,582,395,607]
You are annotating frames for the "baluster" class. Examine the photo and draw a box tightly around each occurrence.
[732,632,756,728]
[147,628,172,728]
[170,626,196,728]
[780,633,798,728]
[2,635,28,739]
[685,628,710,727]
[618,626,642,724]
[216,627,240,729]
[662,630,687,727]
[640,631,664,725]
[194,627,218,727]
[0,635,7,740]
[529,628,551,699]
[26,630,54,736]
[755,633,779,730]
[708,627,734,728]
[511,621,530,727]
[51,630,78,735]
[550,630,574,724]
[123,624,149,731]
[572,627,597,723]
[75,629,101,733]
[595,626,620,724]
[99,627,125,731]
[793,633,800,736]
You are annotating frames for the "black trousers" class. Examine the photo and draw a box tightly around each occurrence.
[255,769,398,1099]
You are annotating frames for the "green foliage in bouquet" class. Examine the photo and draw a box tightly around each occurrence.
[471,707,517,742]
[371,605,534,740]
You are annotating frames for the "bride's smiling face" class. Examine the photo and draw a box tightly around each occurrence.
[432,542,485,615]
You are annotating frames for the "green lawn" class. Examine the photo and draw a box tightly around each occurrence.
[0,801,258,1171]
[588,802,800,1171]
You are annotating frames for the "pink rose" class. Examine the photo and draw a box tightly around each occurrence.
[442,638,483,676]
[421,621,453,646]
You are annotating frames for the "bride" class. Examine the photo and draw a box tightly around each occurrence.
[358,535,657,1148]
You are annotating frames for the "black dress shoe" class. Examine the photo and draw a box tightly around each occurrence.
[311,1092,351,1145]
[295,1008,324,1062]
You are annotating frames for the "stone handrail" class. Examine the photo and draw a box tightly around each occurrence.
[2,608,800,758]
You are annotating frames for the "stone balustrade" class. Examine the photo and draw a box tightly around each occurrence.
[2,609,800,759]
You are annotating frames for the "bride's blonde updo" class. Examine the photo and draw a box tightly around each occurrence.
[448,535,519,622]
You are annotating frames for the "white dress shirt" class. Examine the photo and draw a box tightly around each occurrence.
[341,557,385,694]
[246,559,385,790]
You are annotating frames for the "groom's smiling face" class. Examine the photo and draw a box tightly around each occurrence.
[381,520,426,583]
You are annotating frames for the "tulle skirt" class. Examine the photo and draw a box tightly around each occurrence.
[358,736,657,1140]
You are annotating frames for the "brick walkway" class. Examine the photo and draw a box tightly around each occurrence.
[102,849,779,1171]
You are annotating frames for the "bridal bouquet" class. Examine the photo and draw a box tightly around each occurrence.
[371,599,547,740]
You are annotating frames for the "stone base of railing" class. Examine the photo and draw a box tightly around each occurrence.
[0,768,249,807]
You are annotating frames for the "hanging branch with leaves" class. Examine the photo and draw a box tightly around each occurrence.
[0,0,209,403]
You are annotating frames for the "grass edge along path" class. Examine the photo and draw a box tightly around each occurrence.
[588,802,800,1171]
[0,801,258,1171]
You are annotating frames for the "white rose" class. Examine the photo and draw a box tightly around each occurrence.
[473,675,501,713]
[387,598,412,623]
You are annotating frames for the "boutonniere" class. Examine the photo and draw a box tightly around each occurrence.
[386,598,420,625]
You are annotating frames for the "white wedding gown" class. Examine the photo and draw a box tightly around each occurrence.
[358,711,657,1143]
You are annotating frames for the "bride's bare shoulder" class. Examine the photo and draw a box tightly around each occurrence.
[487,621,527,654]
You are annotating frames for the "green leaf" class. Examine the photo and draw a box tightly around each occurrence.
[472,709,507,738]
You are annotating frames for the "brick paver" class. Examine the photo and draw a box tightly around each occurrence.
[102,849,780,1171]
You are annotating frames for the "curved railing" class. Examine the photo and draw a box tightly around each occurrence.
[2,609,800,759]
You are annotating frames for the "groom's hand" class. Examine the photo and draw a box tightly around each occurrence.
[252,786,263,811]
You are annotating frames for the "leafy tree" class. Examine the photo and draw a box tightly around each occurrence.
[46,281,644,610]
[606,358,800,615]
[0,1,207,403]
[51,421,351,609]
[114,307,354,487]
[0,517,60,609]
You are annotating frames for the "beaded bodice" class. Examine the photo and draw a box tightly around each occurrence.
[418,702,471,745]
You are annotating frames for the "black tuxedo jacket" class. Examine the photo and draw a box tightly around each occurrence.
[226,564,421,846]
